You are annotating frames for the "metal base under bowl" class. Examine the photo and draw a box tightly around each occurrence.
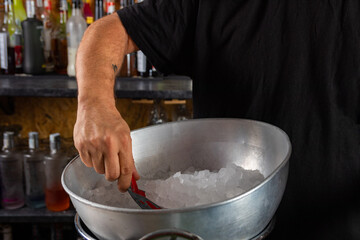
[74,213,275,240]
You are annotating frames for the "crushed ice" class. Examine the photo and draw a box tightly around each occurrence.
[80,163,264,209]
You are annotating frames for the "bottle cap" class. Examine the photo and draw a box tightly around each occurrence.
[28,131,39,149]
[3,131,14,150]
[49,133,61,152]
[60,0,68,11]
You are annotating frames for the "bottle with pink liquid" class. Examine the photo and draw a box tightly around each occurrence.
[0,131,25,209]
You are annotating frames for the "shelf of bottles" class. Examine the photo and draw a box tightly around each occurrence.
[0,130,78,223]
[0,0,157,78]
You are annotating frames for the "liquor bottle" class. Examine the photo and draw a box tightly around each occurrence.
[106,0,115,15]
[51,0,68,74]
[0,0,12,74]
[23,132,46,208]
[94,0,103,20]
[83,0,93,26]
[44,133,70,212]
[13,0,26,73]
[13,0,26,22]
[8,0,22,73]
[117,0,137,77]
[43,0,54,72]
[66,0,87,77]
[137,51,151,77]
[22,0,45,74]
[0,131,25,209]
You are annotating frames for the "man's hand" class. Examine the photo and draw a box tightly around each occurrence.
[74,99,140,192]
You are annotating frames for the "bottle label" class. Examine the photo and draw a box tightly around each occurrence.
[0,33,8,69]
[14,45,22,68]
[67,47,77,76]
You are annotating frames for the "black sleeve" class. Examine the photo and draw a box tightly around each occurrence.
[117,0,199,75]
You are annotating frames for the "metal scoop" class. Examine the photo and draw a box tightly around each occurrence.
[128,175,163,209]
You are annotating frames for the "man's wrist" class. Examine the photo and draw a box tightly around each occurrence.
[77,94,116,109]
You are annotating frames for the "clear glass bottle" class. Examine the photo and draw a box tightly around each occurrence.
[23,132,46,208]
[21,0,45,74]
[137,50,151,77]
[94,0,103,20]
[12,0,25,73]
[4,0,18,74]
[51,0,68,74]
[8,0,23,74]
[0,131,25,209]
[44,133,70,212]
[118,0,137,77]
[66,0,87,77]
[43,0,54,72]
[0,0,11,74]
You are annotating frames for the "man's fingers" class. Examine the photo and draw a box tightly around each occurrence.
[79,150,93,168]
[104,150,120,181]
[91,152,105,174]
[132,159,140,181]
[117,171,132,192]
[117,151,134,192]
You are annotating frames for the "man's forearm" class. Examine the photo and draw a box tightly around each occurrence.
[76,13,138,106]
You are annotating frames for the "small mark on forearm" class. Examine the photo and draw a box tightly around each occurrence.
[112,64,118,73]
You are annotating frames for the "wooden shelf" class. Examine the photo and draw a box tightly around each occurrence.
[0,74,192,99]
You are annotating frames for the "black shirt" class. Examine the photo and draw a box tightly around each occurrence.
[118,1,360,239]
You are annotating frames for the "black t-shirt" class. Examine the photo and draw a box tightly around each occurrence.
[118,1,360,239]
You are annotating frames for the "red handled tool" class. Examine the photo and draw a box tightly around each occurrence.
[128,175,163,209]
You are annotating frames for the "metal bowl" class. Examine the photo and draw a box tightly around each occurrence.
[62,118,291,240]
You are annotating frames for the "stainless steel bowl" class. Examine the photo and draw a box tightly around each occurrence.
[62,118,291,240]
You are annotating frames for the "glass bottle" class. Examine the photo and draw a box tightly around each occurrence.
[13,0,26,22]
[51,0,68,74]
[106,0,115,15]
[5,0,17,74]
[43,0,54,72]
[13,0,25,73]
[66,0,87,77]
[8,0,22,74]
[118,0,137,77]
[0,0,11,74]
[137,50,151,77]
[44,133,70,212]
[83,0,93,26]
[0,131,25,209]
[94,0,103,20]
[22,0,45,74]
[135,0,146,76]
[23,132,46,208]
